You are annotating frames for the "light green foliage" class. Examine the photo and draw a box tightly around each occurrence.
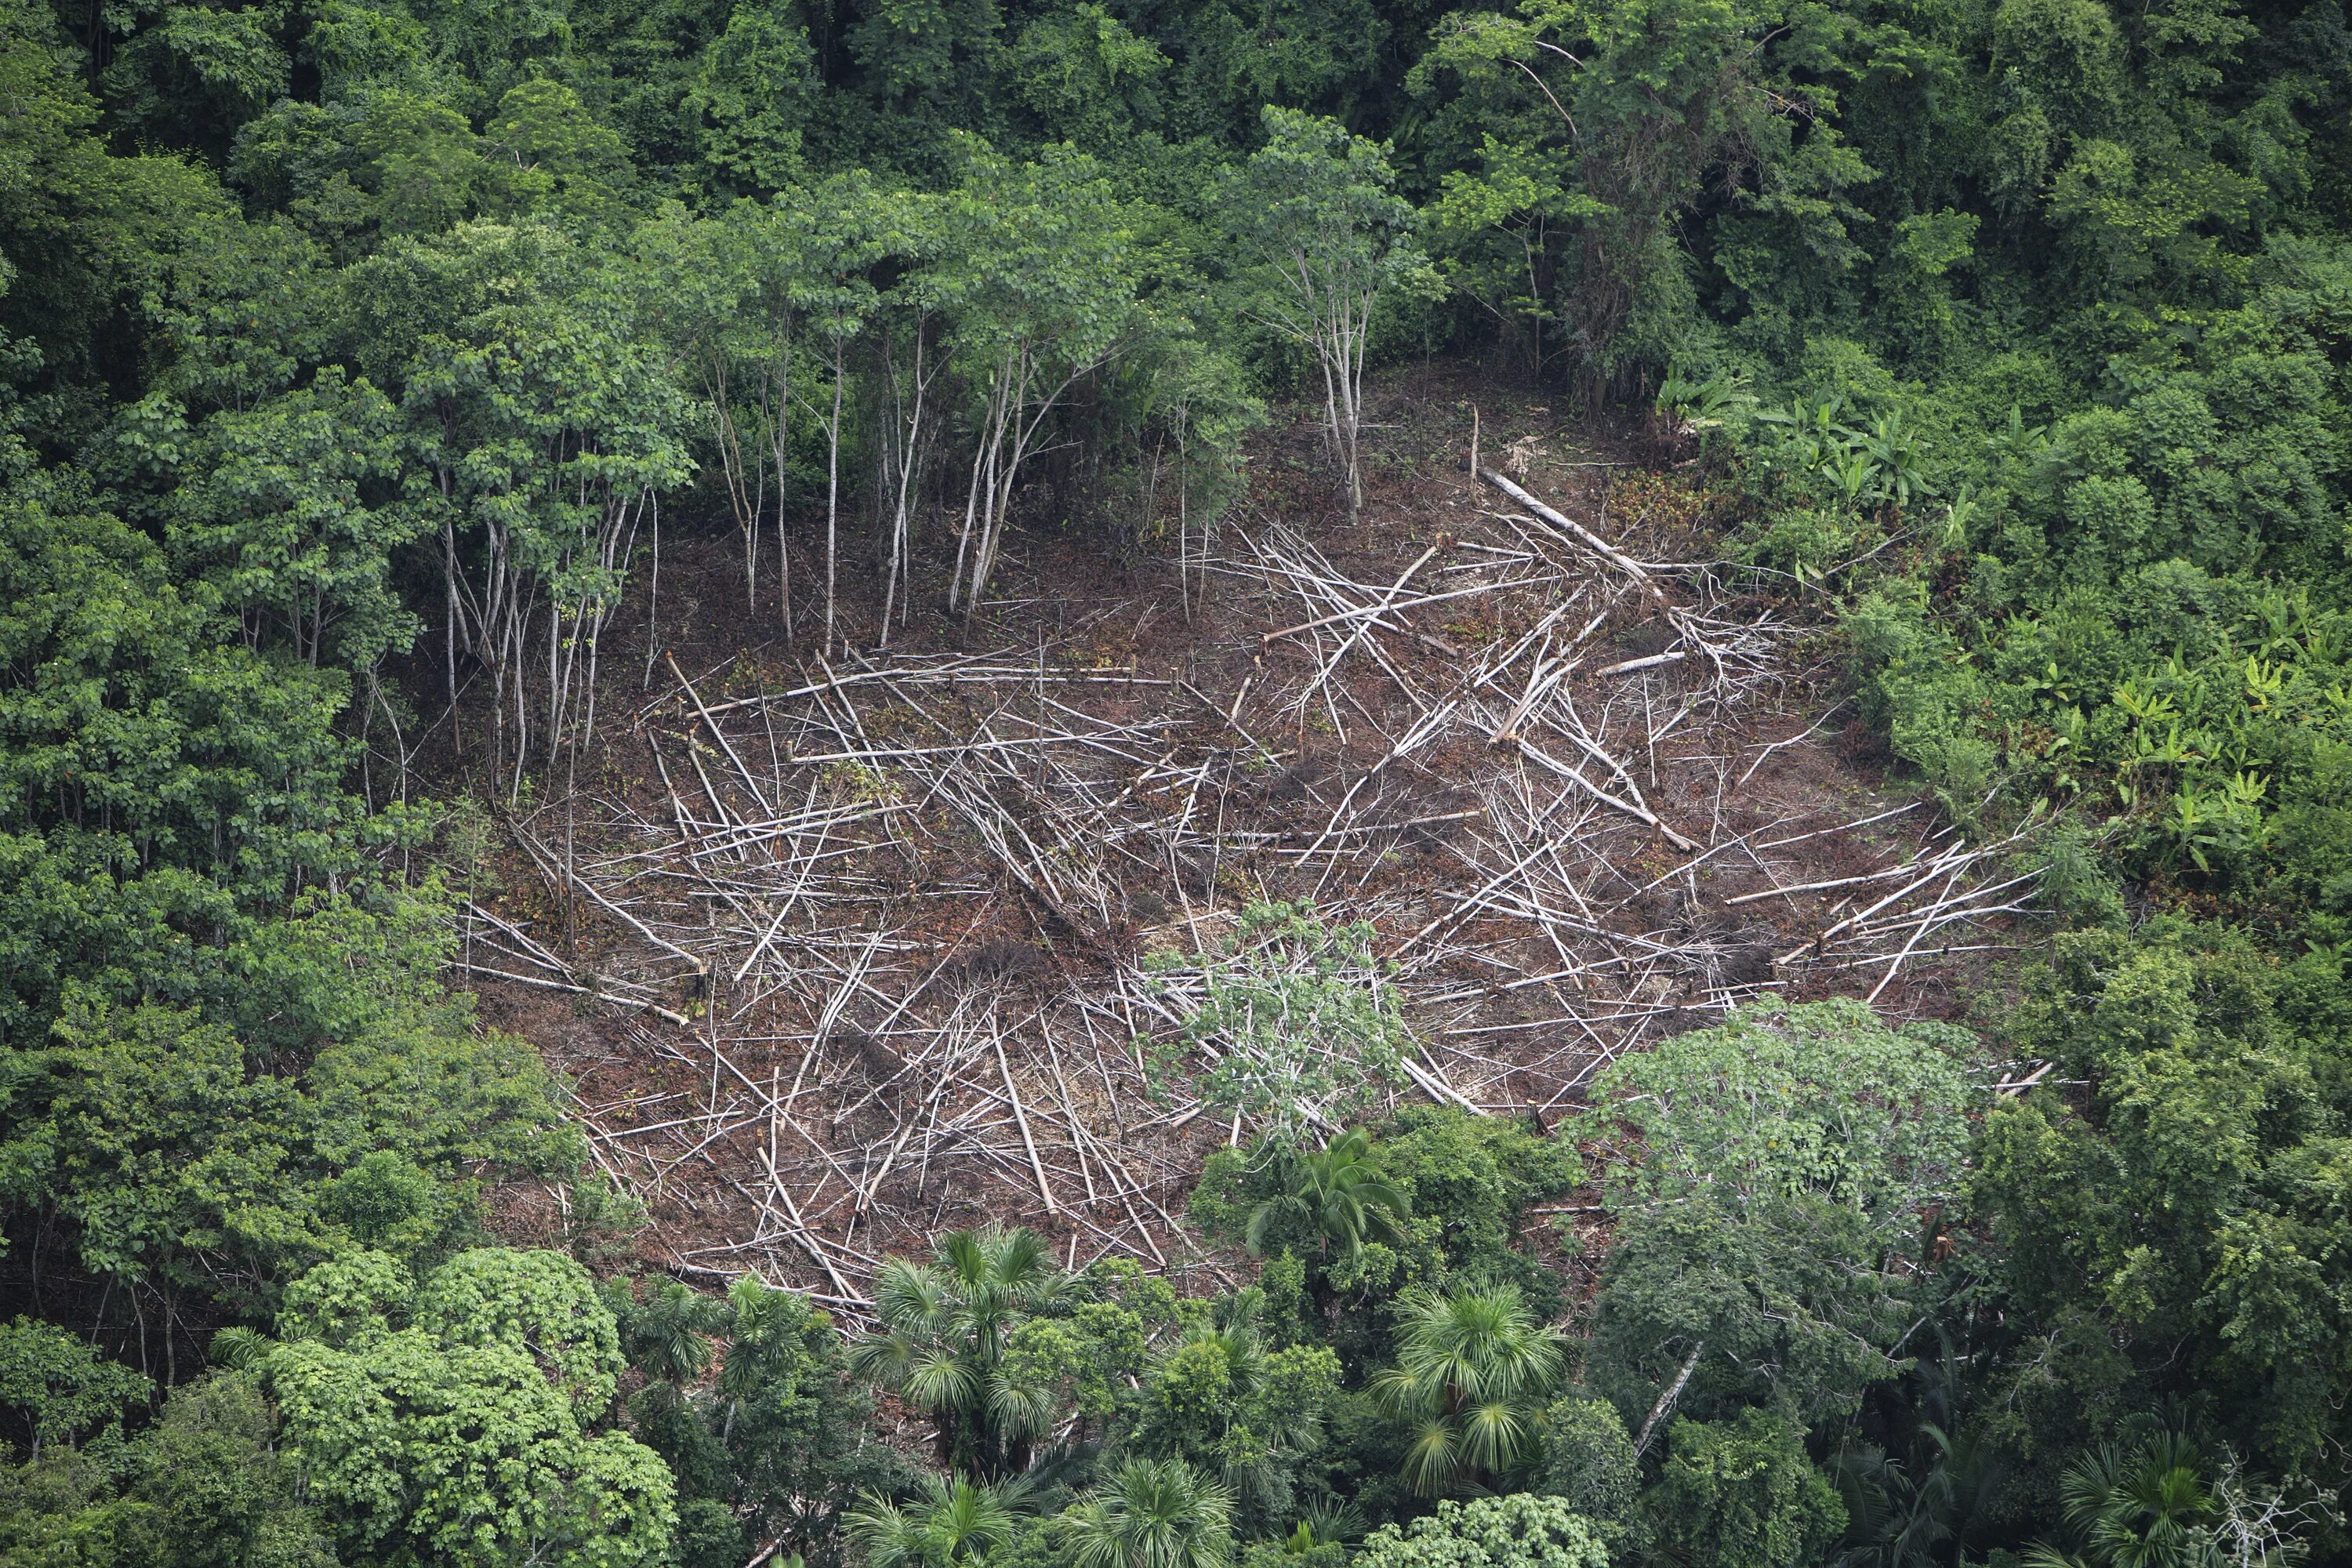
[1218,108,1434,515]
[279,1250,418,1347]
[1147,902,1416,1148]
[1000,1301,1150,1422]
[1650,1412,1847,1568]
[266,1248,673,1568]
[1597,998,1980,1243]
[1355,1494,1607,1568]
[411,1248,626,1416]
[481,80,637,224]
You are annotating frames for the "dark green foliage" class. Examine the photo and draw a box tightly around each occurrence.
[1240,1129,1410,1264]
[0,1319,148,1457]
[0,998,575,1317]
[1587,1001,1976,1431]
[1650,1412,1847,1568]
[1588,1200,1913,1432]
[1533,1398,1646,1559]
[1972,921,2352,1475]
[0,1372,337,1568]
[1374,1109,1581,1275]
[1127,1317,1341,1532]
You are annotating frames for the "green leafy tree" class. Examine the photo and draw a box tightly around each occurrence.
[1651,1411,1848,1568]
[996,1299,1151,1437]
[0,1369,336,1567]
[1127,1316,1341,1532]
[1596,998,1979,1243]
[1375,1106,1583,1272]
[939,141,1140,617]
[0,989,575,1345]
[684,0,818,196]
[0,491,374,1044]
[1973,923,2352,1474]
[481,80,637,226]
[344,218,691,789]
[264,1247,673,1568]
[1354,1493,1608,1568]
[1535,1398,1647,1559]
[1218,107,1432,519]
[1585,999,1961,1435]
[0,1319,149,1459]
[168,368,417,673]
[1588,1199,1914,1437]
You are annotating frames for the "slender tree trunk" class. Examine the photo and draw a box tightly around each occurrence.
[826,340,844,655]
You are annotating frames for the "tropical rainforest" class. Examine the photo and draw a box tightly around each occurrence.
[2,0,2351,1563]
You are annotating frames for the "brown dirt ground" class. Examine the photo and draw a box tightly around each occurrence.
[462,363,2030,1312]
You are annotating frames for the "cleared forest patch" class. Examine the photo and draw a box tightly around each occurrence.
[467,379,2037,1312]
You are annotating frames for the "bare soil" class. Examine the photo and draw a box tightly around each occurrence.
[466,365,2031,1310]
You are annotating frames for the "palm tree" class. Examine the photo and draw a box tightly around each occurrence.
[1372,1283,1568,1495]
[1062,1457,1236,1568]
[1243,1128,1410,1261]
[1832,1421,2004,1568]
[848,1475,1029,1568]
[621,1278,729,1387]
[847,1225,1074,1475]
[2023,1435,2217,1568]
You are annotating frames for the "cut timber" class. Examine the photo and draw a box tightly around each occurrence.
[1479,468,1668,607]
